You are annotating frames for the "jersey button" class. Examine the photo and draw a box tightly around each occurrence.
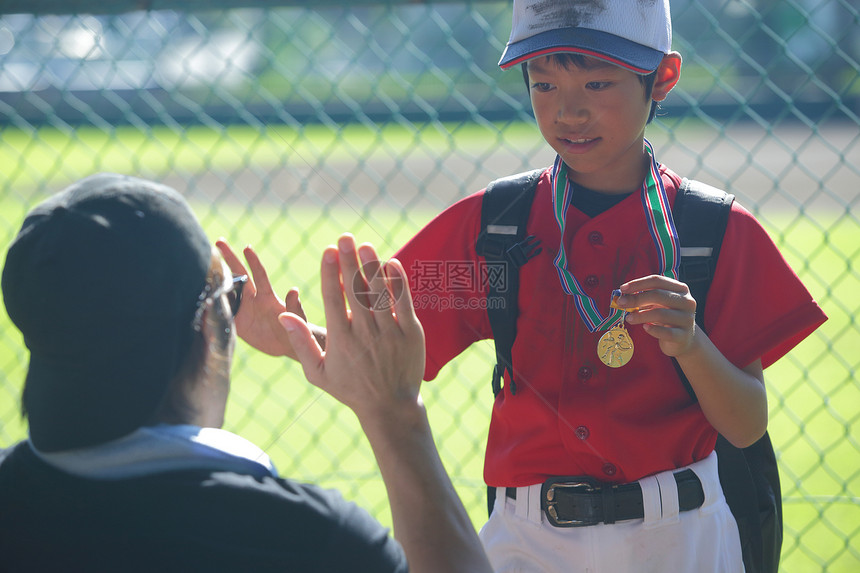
[585,275,599,288]
[602,463,617,477]
[577,366,592,381]
[588,231,603,245]
[575,426,590,440]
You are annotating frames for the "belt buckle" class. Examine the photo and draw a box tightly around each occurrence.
[541,476,601,528]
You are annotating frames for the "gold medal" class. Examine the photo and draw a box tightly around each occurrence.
[597,325,634,368]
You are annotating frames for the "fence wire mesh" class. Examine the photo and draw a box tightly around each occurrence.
[1,1,858,571]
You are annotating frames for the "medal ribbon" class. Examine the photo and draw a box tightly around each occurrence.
[550,139,680,332]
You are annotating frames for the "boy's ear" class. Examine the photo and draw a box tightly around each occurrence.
[652,52,682,102]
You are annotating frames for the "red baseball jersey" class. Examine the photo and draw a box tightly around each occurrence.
[394,165,827,487]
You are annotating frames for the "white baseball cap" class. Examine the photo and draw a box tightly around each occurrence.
[499,0,672,74]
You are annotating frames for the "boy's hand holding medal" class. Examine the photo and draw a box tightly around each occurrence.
[612,276,699,360]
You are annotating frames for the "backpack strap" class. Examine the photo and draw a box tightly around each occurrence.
[672,178,734,400]
[674,178,735,334]
[671,178,734,402]
[475,168,543,397]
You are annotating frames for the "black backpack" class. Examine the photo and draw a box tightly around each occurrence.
[476,170,782,573]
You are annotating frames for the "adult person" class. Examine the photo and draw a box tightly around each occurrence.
[0,173,491,573]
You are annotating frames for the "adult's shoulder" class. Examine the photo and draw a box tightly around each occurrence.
[0,441,27,481]
[195,473,408,572]
[0,441,22,464]
[0,450,407,573]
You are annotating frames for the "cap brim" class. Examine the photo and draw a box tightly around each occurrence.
[499,27,664,74]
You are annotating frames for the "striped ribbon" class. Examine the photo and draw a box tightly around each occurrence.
[550,139,680,333]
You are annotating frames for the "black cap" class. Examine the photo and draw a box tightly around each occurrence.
[1,173,212,452]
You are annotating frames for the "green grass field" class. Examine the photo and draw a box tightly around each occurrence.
[1,123,858,571]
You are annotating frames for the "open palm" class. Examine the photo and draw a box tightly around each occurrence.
[216,239,308,359]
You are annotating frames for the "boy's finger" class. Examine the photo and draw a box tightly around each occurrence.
[619,274,687,295]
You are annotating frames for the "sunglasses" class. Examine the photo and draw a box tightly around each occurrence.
[221,274,248,317]
[193,273,248,331]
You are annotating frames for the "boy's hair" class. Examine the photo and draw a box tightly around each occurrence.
[521,54,660,123]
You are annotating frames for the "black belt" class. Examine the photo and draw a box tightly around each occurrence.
[505,469,704,528]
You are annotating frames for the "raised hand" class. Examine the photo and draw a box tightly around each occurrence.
[216,239,310,359]
[278,234,424,419]
[278,234,491,573]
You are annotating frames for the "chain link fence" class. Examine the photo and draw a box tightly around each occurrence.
[1,1,858,570]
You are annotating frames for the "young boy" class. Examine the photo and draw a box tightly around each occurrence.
[389,1,827,571]
[224,1,826,570]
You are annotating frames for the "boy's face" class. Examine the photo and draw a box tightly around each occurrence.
[527,55,657,193]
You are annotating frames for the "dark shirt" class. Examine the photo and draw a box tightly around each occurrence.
[572,183,632,218]
[0,442,408,572]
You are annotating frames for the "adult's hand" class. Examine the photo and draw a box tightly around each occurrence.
[280,234,492,573]
[279,234,423,418]
[217,239,322,358]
